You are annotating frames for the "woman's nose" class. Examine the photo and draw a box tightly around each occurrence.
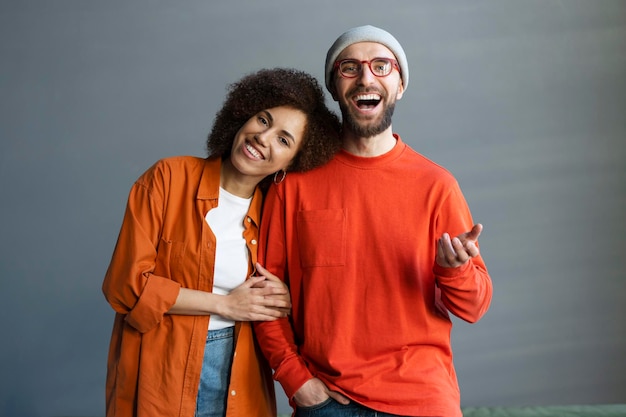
[254,131,269,146]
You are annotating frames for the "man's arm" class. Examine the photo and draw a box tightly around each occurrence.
[254,185,351,406]
[253,184,315,400]
[432,185,493,323]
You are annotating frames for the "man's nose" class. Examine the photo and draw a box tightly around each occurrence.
[357,64,377,84]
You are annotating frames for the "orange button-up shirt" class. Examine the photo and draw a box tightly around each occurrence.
[103,156,276,417]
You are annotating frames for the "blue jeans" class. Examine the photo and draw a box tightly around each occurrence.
[195,327,235,417]
[295,398,410,417]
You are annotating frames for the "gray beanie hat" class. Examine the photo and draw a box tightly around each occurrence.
[325,25,409,93]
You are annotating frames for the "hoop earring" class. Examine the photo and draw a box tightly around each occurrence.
[273,169,286,184]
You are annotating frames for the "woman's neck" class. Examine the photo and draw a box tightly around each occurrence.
[220,159,258,198]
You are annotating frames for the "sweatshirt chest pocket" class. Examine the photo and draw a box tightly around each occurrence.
[296,209,346,268]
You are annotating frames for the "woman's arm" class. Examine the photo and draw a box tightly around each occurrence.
[168,265,291,321]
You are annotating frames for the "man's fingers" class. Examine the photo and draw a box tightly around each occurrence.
[451,237,471,262]
[464,223,483,242]
[327,390,350,405]
[437,233,456,261]
[436,224,483,267]
[464,240,480,257]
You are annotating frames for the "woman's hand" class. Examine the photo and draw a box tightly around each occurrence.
[167,263,291,321]
[251,263,291,309]
[219,267,291,321]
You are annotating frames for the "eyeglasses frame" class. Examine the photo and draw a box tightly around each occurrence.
[333,57,401,79]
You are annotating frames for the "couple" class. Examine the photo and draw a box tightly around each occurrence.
[103,25,493,417]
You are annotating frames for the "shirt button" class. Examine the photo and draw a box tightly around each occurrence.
[247,217,252,223]
[231,390,236,396]
[251,239,257,245]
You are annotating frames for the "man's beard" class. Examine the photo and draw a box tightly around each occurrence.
[340,100,396,138]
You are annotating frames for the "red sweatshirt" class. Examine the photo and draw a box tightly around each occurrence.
[254,136,492,417]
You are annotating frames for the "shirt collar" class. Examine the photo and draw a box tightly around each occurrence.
[197,157,262,226]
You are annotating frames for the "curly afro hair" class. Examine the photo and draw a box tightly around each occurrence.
[206,68,341,173]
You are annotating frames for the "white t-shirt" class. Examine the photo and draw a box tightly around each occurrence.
[205,187,252,330]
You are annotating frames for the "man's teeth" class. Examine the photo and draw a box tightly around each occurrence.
[355,94,380,101]
[246,143,263,159]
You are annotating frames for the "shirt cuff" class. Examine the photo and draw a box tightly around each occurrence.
[125,275,180,333]
[433,260,471,279]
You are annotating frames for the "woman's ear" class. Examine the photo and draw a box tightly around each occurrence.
[273,169,287,184]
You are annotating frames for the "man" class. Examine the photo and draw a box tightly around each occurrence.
[254,25,493,417]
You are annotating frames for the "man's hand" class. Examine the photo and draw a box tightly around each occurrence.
[436,223,483,268]
[293,378,350,408]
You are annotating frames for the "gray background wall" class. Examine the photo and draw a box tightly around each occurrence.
[1,1,625,416]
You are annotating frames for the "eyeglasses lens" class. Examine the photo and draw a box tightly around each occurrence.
[339,59,394,77]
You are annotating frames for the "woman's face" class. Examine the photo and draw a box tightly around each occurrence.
[229,106,306,178]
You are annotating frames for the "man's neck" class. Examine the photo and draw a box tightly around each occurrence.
[341,126,397,157]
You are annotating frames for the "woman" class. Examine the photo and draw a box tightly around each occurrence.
[102,68,341,417]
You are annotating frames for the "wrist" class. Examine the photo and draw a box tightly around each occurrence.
[206,292,225,316]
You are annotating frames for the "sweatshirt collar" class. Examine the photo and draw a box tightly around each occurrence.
[336,134,406,169]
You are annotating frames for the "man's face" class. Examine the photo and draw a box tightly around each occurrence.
[332,42,404,138]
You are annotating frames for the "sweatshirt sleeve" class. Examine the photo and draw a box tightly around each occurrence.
[432,181,493,323]
[253,184,314,400]
[102,162,180,333]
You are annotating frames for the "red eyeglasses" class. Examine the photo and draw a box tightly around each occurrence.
[333,58,400,78]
